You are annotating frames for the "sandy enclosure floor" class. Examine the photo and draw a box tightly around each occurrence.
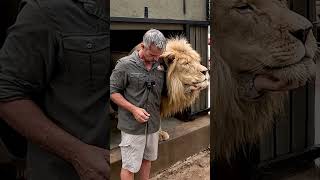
[150,149,210,180]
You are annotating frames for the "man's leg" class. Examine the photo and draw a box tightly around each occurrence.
[140,131,159,180]
[119,131,145,180]
[120,168,134,180]
[138,159,151,180]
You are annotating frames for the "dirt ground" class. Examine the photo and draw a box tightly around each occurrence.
[150,149,210,180]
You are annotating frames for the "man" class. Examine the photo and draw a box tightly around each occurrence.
[110,29,166,180]
[0,0,110,179]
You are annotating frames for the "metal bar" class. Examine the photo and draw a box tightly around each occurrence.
[183,0,186,15]
[206,0,209,21]
[110,17,209,26]
[259,145,320,168]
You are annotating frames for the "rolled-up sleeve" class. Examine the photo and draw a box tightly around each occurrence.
[110,60,127,95]
[0,0,55,101]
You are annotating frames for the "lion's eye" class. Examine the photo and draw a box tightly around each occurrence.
[235,4,254,13]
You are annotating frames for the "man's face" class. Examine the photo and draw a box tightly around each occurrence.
[142,44,163,63]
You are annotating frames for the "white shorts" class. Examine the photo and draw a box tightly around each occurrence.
[119,130,159,173]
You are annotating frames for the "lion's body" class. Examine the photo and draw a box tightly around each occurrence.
[212,0,318,159]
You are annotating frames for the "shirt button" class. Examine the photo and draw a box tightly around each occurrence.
[86,43,93,49]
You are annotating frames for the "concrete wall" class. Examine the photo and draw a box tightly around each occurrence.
[110,0,207,21]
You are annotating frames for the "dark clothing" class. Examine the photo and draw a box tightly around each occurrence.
[110,51,165,135]
[0,0,110,179]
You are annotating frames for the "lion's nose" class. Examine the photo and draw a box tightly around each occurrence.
[290,27,311,44]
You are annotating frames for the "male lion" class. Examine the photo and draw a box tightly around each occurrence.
[127,37,210,140]
[212,0,319,159]
[160,37,210,118]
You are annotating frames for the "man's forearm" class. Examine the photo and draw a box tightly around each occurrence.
[110,93,136,113]
[0,99,85,163]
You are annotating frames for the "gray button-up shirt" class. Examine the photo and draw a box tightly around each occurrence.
[110,51,165,135]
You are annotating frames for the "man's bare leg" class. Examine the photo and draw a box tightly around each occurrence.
[120,168,134,180]
[139,159,151,180]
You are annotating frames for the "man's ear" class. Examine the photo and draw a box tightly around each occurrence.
[140,43,144,50]
[160,52,175,66]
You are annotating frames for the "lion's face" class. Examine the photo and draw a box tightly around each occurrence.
[213,0,317,83]
[160,37,209,117]
[162,38,209,93]
[211,0,319,159]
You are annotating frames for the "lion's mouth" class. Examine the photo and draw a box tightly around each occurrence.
[184,78,209,86]
[183,78,209,94]
[194,78,209,84]
[263,56,312,70]
[258,55,316,84]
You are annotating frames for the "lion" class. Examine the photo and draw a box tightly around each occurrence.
[211,0,319,160]
[124,37,210,140]
[159,37,210,118]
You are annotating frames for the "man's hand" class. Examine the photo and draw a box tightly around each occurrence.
[72,144,110,180]
[254,75,304,92]
[131,107,150,123]
[111,93,150,123]
[0,100,110,180]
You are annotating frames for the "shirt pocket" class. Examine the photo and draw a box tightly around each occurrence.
[128,72,147,89]
[60,33,110,91]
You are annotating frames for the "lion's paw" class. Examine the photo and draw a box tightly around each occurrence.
[159,130,170,141]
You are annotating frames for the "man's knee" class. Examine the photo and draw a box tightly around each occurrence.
[142,159,151,164]
[121,168,134,176]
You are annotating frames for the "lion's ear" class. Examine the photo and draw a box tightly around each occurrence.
[129,43,143,55]
[161,52,175,66]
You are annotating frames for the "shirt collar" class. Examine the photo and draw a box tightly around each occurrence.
[132,51,160,71]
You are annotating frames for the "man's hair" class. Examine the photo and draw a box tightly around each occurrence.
[143,29,167,50]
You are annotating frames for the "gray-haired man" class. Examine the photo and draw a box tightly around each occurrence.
[110,29,166,180]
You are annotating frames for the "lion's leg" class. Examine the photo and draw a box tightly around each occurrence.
[159,129,170,141]
[158,120,170,141]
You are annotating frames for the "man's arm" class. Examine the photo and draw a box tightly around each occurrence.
[0,100,110,179]
[0,99,85,165]
[110,59,150,123]
[111,93,149,123]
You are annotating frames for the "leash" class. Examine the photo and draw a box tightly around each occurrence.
[137,79,155,149]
